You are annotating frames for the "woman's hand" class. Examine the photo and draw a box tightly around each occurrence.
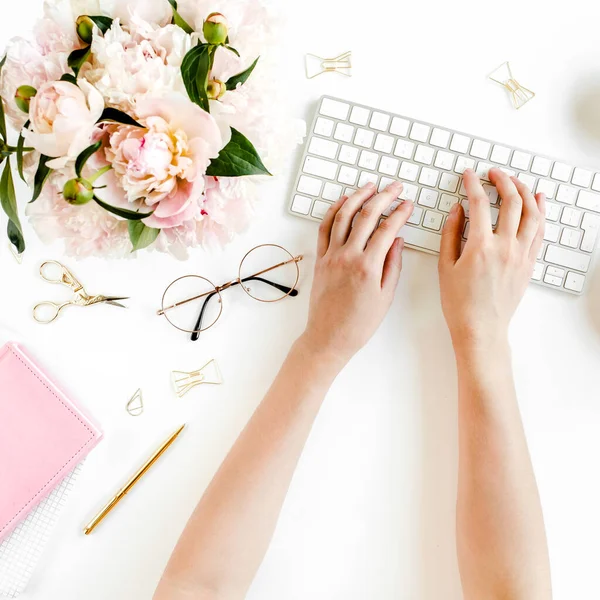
[300,181,414,371]
[439,168,546,352]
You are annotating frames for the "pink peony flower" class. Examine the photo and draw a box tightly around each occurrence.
[102,93,222,229]
[25,79,105,169]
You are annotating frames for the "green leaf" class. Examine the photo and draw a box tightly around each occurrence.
[16,120,30,182]
[88,16,113,34]
[68,46,91,78]
[94,195,153,220]
[31,154,52,202]
[0,158,25,253]
[206,127,271,177]
[60,73,78,85]
[7,219,25,254]
[97,108,143,128]
[181,44,214,113]
[128,221,160,251]
[0,55,7,142]
[226,57,259,91]
[75,141,102,178]
[225,45,240,58]
[167,0,194,34]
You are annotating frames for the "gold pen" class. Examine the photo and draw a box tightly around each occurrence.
[84,424,186,535]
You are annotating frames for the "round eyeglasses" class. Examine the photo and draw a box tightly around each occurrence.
[158,244,304,340]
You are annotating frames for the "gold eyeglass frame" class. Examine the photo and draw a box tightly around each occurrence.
[158,244,304,334]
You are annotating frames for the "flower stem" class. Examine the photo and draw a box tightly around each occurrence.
[88,165,112,184]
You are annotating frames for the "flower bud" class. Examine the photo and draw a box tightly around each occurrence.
[15,85,37,114]
[207,79,226,100]
[76,15,95,45]
[203,12,229,45]
[63,178,94,206]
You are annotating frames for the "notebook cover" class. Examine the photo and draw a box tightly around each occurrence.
[0,342,103,542]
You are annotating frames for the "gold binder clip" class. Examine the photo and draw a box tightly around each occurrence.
[488,62,535,110]
[8,243,23,264]
[171,359,223,399]
[305,51,352,79]
[126,389,144,417]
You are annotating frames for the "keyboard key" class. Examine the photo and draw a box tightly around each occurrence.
[490,145,511,165]
[517,173,536,190]
[581,213,600,252]
[304,156,338,180]
[390,117,410,137]
[358,172,378,187]
[423,210,444,231]
[383,201,401,217]
[482,184,499,204]
[532,262,544,281]
[500,167,516,177]
[378,177,395,192]
[374,134,395,153]
[560,228,582,248]
[291,194,312,215]
[394,139,415,159]
[545,245,591,272]
[556,184,577,205]
[344,187,356,197]
[339,145,359,165]
[511,150,532,171]
[418,188,439,208]
[320,98,350,120]
[298,175,323,196]
[439,173,459,193]
[419,167,440,187]
[379,156,399,176]
[490,206,499,226]
[463,222,470,239]
[400,183,418,201]
[439,194,459,212]
[536,179,557,199]
[572,168,593,188]
[311,200,332,219]
[546,202,561,222]
[551,162,572,182]
[470,139,491,159]
[399,224,442,252]
[358,150,379,170]
[544,265,565,287]
[592,174,600,192]
[455,156,475,174]
[334,122,355,142]
[408,205,424,225]
[576,190,600,213]
[349,105,370,126]
[476,162,493,181]
[322,182,343,201]
[309,137,339,159]
[414,145,435,165]
[459,180,467,196]
[434,150,455,170]
[338,165,358,185]
[531,156,551,176]
[430,128,451,148]
[410,122,430,142]
[354,128,375,148]
[370,112,390,131]
[314,117,334,137]
[565,271,586,293]
[560,207,582,227]
[399,162,419,181]
[450,134,471,154]
[543,222,561,243]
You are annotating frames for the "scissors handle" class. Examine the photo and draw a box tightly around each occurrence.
[33,301,71,324]
[39,260,83,290]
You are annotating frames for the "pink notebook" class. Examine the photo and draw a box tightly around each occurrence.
[0,342,103,542]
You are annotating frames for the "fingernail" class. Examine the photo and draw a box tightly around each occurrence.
[449,203,459,216]
[364,181,376,189]
[398,237,405,250]
[387,181,403,191]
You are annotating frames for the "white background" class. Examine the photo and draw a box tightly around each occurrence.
[2,0,600,599]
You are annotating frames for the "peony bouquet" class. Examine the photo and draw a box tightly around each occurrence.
[0,0,303,258]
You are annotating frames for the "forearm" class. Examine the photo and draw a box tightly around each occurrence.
[153,336,339,600]
[454,339,552,600]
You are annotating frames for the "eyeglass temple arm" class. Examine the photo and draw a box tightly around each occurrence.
[190,277,299,342]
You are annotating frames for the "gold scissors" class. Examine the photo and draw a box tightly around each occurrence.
[33,260,129,324]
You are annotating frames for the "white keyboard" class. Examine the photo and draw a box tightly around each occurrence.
[289,96,600,295]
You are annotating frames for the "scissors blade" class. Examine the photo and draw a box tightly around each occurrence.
[87,295,129,309]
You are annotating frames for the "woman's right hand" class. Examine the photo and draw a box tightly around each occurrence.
[438,168,546,352]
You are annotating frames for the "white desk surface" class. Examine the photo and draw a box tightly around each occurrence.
[2,1,600,598]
